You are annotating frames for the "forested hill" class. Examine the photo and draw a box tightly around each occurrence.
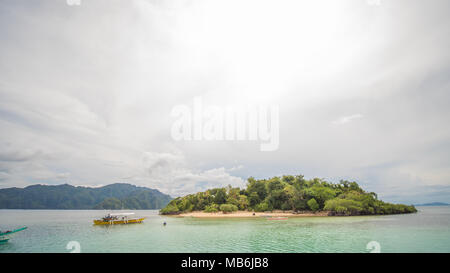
[415,202,449,206]
[0,183,172,209]
[160,175,417,216]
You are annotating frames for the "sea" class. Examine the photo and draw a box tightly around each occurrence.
[1,206,449,253]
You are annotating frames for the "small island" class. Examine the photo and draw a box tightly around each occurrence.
[160,175,417,217]
[415,202,449,206]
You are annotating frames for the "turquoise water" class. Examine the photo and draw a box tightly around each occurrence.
[0,207,449,253]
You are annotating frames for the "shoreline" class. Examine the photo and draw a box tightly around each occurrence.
[172,210,330,218]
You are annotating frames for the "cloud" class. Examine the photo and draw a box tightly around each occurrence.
[0,150,43,162]
[0,0,449,203]
[120,151,246,196]
[332,114,364,125]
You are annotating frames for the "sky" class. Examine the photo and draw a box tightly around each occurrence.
[0,0,449,204]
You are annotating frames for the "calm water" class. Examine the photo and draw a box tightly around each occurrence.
[1,207,449,253]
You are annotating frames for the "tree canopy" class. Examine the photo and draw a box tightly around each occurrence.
[160,175,417,216]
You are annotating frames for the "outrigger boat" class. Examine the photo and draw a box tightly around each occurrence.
[93,213,144,225]
[0,226,27,244]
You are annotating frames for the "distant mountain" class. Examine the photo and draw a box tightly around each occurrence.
[415,202,449,206]
[0,183,172,209]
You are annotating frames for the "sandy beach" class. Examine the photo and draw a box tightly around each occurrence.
[175,210,330,218]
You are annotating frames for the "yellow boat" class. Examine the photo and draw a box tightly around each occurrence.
[93,213,145,225]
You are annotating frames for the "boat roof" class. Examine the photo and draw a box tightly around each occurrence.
[108,213,135,216]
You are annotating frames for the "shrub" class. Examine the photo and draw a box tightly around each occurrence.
[220,204,238,213]
[254,202,269,212]
[281,202,292,211]
[324,198,364,215]
[204,204,219,213]
[307,198,319,211]
[159,203,180,215]
[335,206,348,214]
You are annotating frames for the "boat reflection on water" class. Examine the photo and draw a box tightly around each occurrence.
[93,213,145,226]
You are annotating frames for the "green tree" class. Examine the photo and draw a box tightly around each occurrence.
[305,185,336,209]
[213,188,227,204]
[246,179,267,204]
[307,198,319,211]
[238,195,249,210]
[248,192,260,207]
[159,202,180,215]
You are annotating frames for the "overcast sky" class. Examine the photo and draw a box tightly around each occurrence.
[0,0,449,204]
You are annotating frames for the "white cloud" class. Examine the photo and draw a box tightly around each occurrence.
[0,0,449,202]
[332,114,364,125]
[123,151,246,196]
